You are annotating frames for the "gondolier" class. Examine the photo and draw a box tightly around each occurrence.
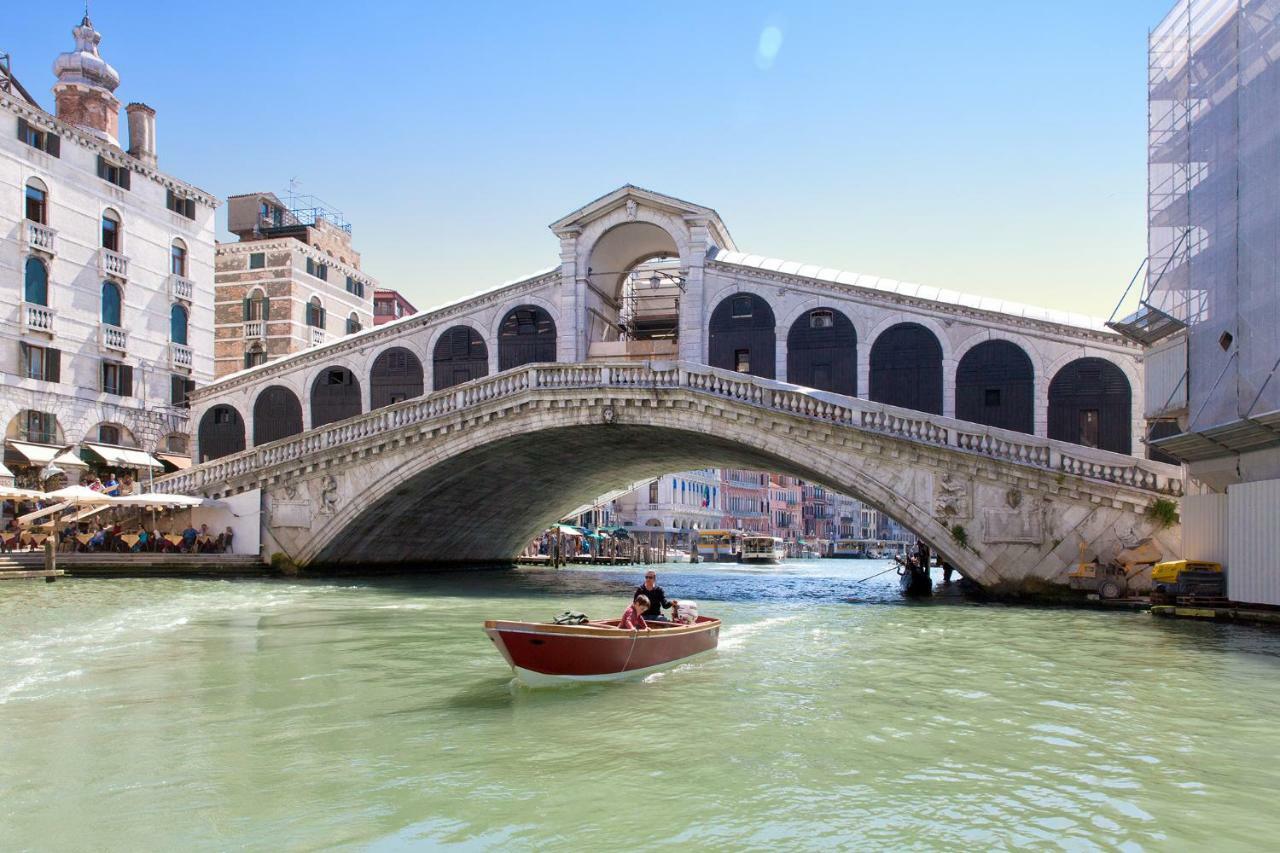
[635,571,677,620]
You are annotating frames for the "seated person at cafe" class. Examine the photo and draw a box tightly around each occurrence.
[633,571,678,621]
[181,523,199,552]
[103,472,120,496]
[619,594,651,631]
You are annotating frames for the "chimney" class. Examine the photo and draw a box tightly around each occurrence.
[126,102,157,168]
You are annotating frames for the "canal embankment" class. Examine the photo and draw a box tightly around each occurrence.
[0,552,269,579]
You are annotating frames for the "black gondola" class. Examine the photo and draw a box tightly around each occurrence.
[894,556,933,597]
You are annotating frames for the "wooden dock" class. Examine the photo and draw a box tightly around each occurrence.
[0,553,269,578]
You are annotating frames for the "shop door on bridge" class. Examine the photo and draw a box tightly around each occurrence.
[869,323,943,414]
[434,326,489,390]
[786,308,856,395]
[955,340,1034,434]
[709,293,775,379]
[498,306,556,371]
[1048,358,1131,454]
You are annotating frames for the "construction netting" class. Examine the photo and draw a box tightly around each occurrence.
[1146,0,1280,432]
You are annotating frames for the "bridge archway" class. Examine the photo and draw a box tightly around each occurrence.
[370,347,425,410]
[786,306,857,395]
[1048,358,1132,453]
[197,405,245,462]
[955,340,1034,434]
[709,293,776,378]
[869,322,943,414]
[310,366,362,428]
[253,385,303,446]
[584,222,682,345]
[432,325,489,390]
[498,305,557,371]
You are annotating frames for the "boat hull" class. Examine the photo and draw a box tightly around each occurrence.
[484,616,720,686]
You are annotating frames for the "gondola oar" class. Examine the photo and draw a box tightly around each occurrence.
[853,562,902,584]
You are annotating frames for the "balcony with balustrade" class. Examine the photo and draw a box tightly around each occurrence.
[168,273,194,303]
[23,220,56,255]
[99,323,128,355]
[243,320,266,340]
[309,327,325,347]
[20,302,56,335]
[97,247,129,281]
[169,342,194,371]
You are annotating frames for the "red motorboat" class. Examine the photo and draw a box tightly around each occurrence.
[483,615,721,687]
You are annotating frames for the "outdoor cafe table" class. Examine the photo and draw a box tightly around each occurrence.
[119,534,140,549]
[164,534,184,548]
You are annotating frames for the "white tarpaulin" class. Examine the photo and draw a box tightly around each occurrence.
[82,443,165,470]
[6,441,87,468]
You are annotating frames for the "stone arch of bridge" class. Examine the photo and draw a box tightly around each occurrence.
[294,403,990,583]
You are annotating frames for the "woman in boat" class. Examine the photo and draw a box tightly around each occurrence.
[619,595,651,631]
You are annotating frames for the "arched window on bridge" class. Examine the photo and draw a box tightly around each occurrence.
[709,293,775,379]
[253,385,303,446]
[955,340,1034,434]
[433,325,489,390]
[370,347,424,409]
[311,366,362,428]
[869,322,942,414]
[197,405,245,463]
[1048,358,1131,454]
[786,307,856,395]
[498,305,556,371]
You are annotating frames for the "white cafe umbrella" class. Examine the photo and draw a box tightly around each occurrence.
[0,485,45,501]
[45,485,117,505]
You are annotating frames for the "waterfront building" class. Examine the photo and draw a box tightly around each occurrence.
[1114,0,1280,605]
[374,288,417,325]
[769,475,803,547]
[720,468,771,534]
[613,469,722,544]
[213,191,376,378]
[0,16,215,489]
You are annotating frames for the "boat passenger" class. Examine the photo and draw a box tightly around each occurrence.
[619,595,651,632]
[634,571,678,621]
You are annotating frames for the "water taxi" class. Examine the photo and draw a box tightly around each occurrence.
[830,539,869,559]
[696,529,740,563]
[483,612,721,686]
[741,535,785,564]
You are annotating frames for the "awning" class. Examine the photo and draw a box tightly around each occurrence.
[553,524,585,537]
[82,443,166,470]
[6,441,87,468]
[0,461,13,483]
[156,453,192,471]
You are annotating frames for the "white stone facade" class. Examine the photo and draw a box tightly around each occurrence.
[1,91,216,478]
[188,186,1146,460]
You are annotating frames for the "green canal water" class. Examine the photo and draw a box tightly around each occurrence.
[2,560,1280,850]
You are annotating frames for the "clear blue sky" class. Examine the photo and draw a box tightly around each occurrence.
[9,1,1175,318]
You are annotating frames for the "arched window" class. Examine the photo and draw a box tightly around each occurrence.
[786,307,856,394]
[1048,358,1132,453]
[869,322,943,414]
[709,293,776,379]
[370,347,424,409]
[497,305,556,370]
[101,208,121,251]
[101,281,122,327]
[24,257,48,306]
[244,287,269,321]
[955,340,1034,434]
[310,366,361,428]
[24,179,47,224]
[433,325,489,390]
[170,304,189,345]
[306,296,326,329]
[253,385,304,446]
[244,343,267,369]
[170,239,187,276]
[197,405,245,462]
[346,312,361,335]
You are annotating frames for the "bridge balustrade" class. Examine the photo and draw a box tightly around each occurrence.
[167,362,1183,498]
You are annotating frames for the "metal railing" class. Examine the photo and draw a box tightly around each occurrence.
[168,274,194,303]
[20,302,55,334]
[23,220,56,254]
[97,247,128,281]
[160,362,1185,498]
[99,323,127,354]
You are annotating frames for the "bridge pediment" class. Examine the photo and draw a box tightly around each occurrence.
[549,184,736,252]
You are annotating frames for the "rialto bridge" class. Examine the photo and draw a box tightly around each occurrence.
[166,186,1183,590]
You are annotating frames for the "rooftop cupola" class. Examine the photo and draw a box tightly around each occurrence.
[52,14,122,145]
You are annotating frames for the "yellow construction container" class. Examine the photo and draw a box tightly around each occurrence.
[1151,560,1222,585]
